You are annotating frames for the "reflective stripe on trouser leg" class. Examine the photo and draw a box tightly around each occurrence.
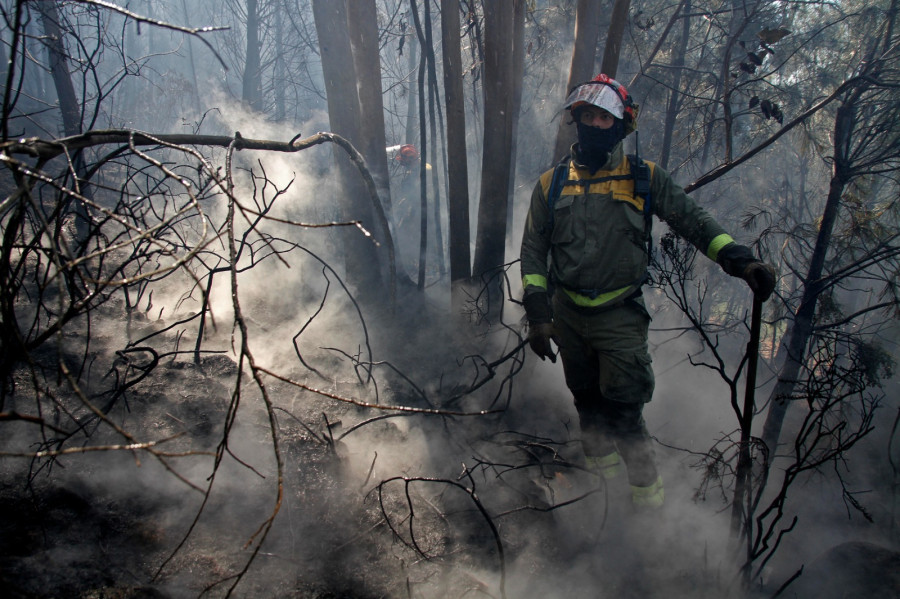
[585,452,623,479]
[631,475,664,509]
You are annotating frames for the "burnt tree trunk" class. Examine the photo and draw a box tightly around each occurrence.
[242,0,263,111]
[441,0,472,312]
[553,0,601,163]
[36,2,92,242]
[472,0,524,296]
[348,0,393,221]
[312,0,388,305]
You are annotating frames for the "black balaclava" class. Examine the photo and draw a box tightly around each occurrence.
[575,118,625,172]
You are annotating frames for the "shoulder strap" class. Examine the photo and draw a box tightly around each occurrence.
[547,157,570,214]
[628,153,654,262]
[543,157,570,234]
[627,154,651,208]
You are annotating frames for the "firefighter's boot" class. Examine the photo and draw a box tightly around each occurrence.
[630,475,664,510]
[585,452,623,479]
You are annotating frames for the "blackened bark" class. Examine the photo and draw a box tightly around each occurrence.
[348,0,393,220]
[36,2,92,241]
[312,0,387,304]
[441,0,471,288]
[472,0,523,290]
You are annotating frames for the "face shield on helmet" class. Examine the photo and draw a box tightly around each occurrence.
[563,74,639,136]
[564,83,625,119]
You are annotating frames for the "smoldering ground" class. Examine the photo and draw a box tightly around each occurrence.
[2,237,898,598]
[0,207,743,599]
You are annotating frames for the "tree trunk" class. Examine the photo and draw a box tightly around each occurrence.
[658,0,691,170]
[552,0,601,163]
[36,2,92,242]
[505,0,526,244]
[414,6,428,290]
[421,0,446,280]
[718,0,753,163]
[406,0,451,290]
[472,0,523,288]
[180,0,202,119]
[628,0,689,89]
[347,0,393,220]
[759,104,855,455]
[273,0,286,122]
[404,29,418,147]
[243,0,263,111]
[441,0,472,310]
[600,0,631,76]
[36,4,81,137]
[312,0,386,304]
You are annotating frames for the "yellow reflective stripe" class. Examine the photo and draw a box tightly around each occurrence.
[562,284,631,307]
[707,234,736,261]
[586,453,623,479]
[522,274,548,291]
[631,476,664,508]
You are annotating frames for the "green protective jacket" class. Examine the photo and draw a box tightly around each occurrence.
[520,143,736,308]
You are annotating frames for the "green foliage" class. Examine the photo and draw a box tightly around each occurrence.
[851,339,895,386]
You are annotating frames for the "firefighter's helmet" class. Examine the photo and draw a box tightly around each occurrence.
[563,73,639,135]
[395,144,419,166]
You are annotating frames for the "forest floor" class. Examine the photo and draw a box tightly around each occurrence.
[1,294,898,598]
[0,350,730,598]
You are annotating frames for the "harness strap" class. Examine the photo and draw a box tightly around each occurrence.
[543,158,570,234]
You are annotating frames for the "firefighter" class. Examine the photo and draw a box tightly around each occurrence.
[519,73,775,510]
[395,143,420,168]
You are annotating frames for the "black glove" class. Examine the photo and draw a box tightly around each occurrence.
[717,243,756,277]
[743,262,776,301]
[522,290,552,324]
[522,291,558,362]
[718,243,776,301]
[527,322,558,363]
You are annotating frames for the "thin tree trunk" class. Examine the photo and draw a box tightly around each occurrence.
[404,30,418,147]
[36,2,92,242]
[760,105,856,454]
[441,0,472,307]
[37,4,81,137]
[553,0,600,163]
[659,0,691,170]
[348,0,393,220]
[472,0,520,284]
[422,0,446,278]
[719,0,757,163]
[600,0,631,76]
[627,0,689,88]
[410,0,429,290]
[416,19,428,290]
[274,0,286,122]
[180,0,202,119]
[505,0,526,244]
[243,0,263,111]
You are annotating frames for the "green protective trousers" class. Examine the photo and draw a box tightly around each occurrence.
[551,292,660,489]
